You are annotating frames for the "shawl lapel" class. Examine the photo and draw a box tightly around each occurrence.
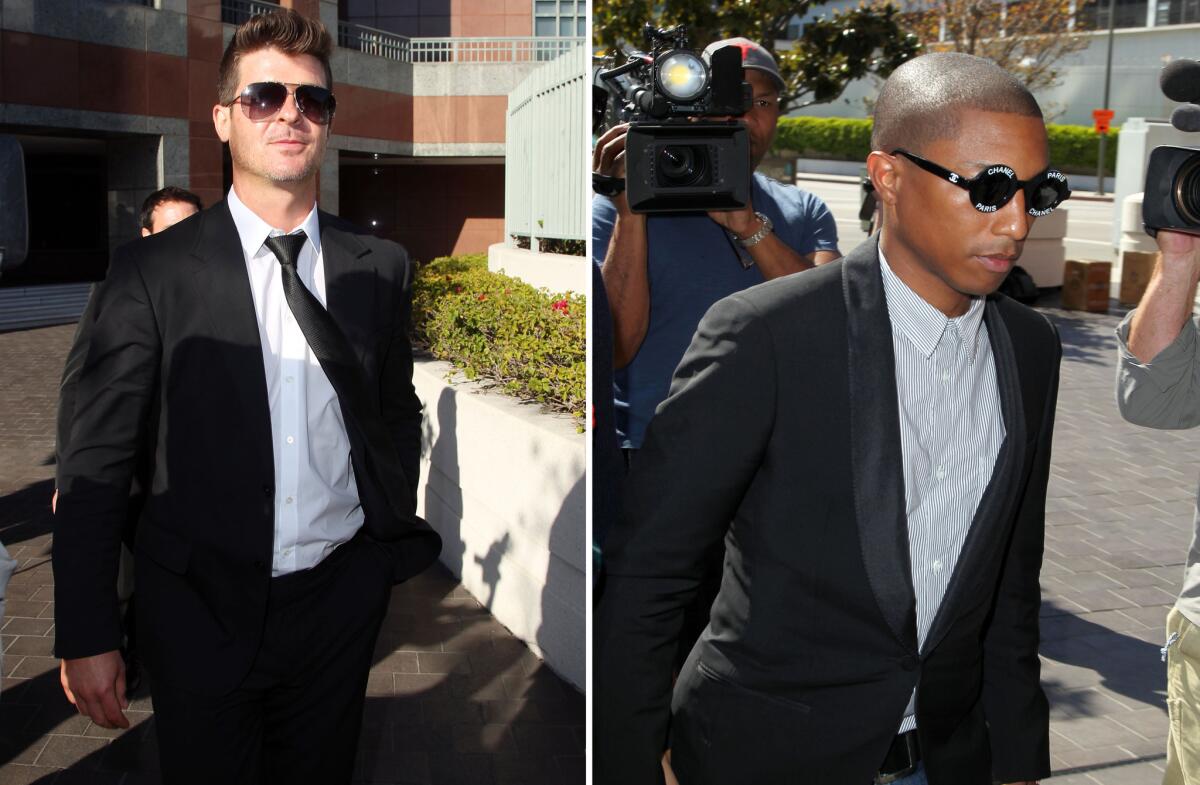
[843,237,919,652]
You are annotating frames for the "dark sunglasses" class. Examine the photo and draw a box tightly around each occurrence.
[226,81,336,126]
[892,148,1071,217]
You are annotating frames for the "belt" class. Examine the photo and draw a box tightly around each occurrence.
[874,730,920,784]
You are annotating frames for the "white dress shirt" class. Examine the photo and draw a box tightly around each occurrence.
[879,249,1006,734]
[227,187,365,577]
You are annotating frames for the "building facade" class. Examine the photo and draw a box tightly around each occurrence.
[0,0,582,327]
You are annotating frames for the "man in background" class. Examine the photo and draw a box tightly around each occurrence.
[591,37,841,454]
[1116,227,1200,785]
[139,186,202,237]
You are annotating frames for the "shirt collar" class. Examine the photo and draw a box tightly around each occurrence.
[879,246,986,363]
[226,186,321,262]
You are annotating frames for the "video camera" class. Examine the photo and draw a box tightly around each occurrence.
[1144,59,1200,235]
[595,25,752,214]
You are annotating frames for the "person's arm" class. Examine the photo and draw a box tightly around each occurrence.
[594,292,777,785]
[54,245,161,730]
[53,285,100,513]
[982,323,1060,785]
[707,205,838,279]
[594,124,651,369]
[1118,230,1200,429]
[380,244,422,511]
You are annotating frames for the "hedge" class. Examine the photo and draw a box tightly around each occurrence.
[773,116,1119,176]
[411,253,586,421]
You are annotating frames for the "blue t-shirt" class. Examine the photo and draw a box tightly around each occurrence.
[593,172,839,449]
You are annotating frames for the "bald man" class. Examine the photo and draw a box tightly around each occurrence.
[594,52,1064,785]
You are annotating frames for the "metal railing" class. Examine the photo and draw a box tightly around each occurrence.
[338,21,583,64]
[221,0,280,26]
[505,45,588,246]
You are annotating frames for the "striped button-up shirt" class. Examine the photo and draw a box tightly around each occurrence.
[878,250,1005,733]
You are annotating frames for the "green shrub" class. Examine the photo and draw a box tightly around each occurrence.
[773,117,874,162]
[1047,123,1119,177]
[772,117,1118,176]
[411,254,586,420]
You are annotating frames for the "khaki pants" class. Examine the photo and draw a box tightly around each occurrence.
[1165,607,1200,785]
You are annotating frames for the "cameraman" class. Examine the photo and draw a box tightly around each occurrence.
[592,38,841,452]
[1116,228,1200,785]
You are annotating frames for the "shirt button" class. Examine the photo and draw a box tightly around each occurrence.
[935,465,946,480]
[932,559,944,572]
[286,496,294,504]
[286,376,294,383]
[941,369,951,383]
[286,436,295,445]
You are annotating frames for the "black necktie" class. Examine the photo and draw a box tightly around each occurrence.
[263,232,415,523]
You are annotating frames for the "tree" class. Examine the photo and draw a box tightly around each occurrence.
[889,0,1089,94]
[592,0,923,113]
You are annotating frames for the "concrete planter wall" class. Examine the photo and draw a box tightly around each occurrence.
[413,358,585,690]
[487,243,587,294]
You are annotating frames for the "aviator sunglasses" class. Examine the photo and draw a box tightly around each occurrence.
[226,81,337,126]
[892,148,1071,217]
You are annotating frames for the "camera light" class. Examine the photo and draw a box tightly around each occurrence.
[656,51,708,102]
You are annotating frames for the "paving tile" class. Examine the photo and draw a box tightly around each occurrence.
[34,733,108,767]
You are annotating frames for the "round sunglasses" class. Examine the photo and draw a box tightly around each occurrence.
[892,149,1071,217]
[226,81,337,126]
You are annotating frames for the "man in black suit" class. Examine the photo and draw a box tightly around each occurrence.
[52,10,440,784]
[594,52,1064,785]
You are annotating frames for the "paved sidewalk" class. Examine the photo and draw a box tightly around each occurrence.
[0,324,584,785]
[1037,295,1192,785]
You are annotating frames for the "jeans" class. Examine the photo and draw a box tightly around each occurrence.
[884,762,928,785]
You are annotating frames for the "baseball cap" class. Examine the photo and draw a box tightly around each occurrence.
[701,37,785,93]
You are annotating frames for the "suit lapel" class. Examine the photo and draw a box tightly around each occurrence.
[843,238,918,652]
[922,299,1028,654]
[318,211,378,364]
[188,202,274,474]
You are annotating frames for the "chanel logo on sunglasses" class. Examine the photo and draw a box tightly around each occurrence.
[893,148,1072,216]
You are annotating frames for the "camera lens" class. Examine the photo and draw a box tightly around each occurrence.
[656,145,712,187]
[1173,154,1200,226]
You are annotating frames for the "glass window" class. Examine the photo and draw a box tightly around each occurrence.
[536,1,556,13]
[536,16,557,35]
[577,16,585,35]
[560,17,573,35]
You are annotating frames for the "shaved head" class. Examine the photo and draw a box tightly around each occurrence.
[871,52,1042,154]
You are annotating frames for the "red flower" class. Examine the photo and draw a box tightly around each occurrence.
[453,285,463,294]
[552,298,569,314]
[477,294,487,302]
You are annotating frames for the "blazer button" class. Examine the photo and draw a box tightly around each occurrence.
[253,559,267,572]
[900,655,918,671]
[263,485,273,497]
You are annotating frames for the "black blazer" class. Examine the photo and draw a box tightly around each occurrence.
[594,238,1060,785]
[52,202,441,693]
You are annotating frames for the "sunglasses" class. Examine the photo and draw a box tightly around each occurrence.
[892,149,1071,217]
[226,81,336,126]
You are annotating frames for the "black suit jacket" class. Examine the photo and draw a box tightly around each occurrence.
[594,238,1060,785]
[52,202,442,693]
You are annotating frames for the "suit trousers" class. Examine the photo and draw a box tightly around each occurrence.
[150,533,394,785]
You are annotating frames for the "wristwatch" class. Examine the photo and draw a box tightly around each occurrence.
[738,212,773,248]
